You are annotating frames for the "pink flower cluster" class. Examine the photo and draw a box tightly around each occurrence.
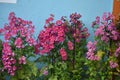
[59,48,67,60]
[91,16,100,27]
[45,14,54,24]
[43,70,48,76]
[37,15,65,54]
[109,61,118,68]
[86,41,99,61]
[36,13,89,62]
[1,12,36,46]
[115,44,120,57]
[67,41,74,50]
[2,42,16,76]
[70,13,81,24]
[19,56,26,64]
[0,28,4,34]
[93,13,120,43]
[14,37,23,48]
[66,13,89,43]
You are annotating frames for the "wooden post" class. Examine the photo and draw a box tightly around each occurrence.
[111,1,120,80]
[112,0,120,20]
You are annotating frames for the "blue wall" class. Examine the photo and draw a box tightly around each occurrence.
[0,0,113,40]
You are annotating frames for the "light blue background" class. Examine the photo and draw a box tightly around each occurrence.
[0,0,113,40]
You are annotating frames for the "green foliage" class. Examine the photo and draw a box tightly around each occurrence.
[10,61,37,80]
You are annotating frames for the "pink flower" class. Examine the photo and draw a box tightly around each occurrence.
[19,56,26,64]
[10,27,18,37]
[12,66,17,71]
[10,71,15,76]
[29,26,34,34]
[111,30,119,40]
[14,37,23,48]
[2,42,16,76]
[67,41,74,50]
[20,26,28,37]
[102,12,107,21]
[43,70,48,76]
[45,16,54,24]
[69,14,90,41]
[70,13,81,23]
[108,12,114,20]
[86,41,99,61]
[8,12,15,20]
[87,41,97,50]
[75,38,80,43]
[95,16,100,24]
[59,48,67,60]
[94,26,104,36]
[34,44,40,54]
[2,42,12,54]
[107,25,114,31]
[115,46,120,57]
[82,27,88,32]
[109,61,118,68]
[57,36,64,42]
[93,13,120,43]
[101,35,109,43]
[56,20,63,26]
[0,28,4,34]
[26,37,36,46]
[37,23,65,54]
[4,32,11,40]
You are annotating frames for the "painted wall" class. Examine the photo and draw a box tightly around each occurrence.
[0,0,113,40]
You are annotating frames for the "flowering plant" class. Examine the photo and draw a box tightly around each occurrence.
[35,13,89,79]
[85,12,120,80]
[0,39,7,79]
[0,12,37,80]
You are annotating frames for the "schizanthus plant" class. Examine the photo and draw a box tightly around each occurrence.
[0,12,37,79]
[36,13,89,79]
[86,12,120,80]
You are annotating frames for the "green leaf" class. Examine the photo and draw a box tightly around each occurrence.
[49,76,58,80]
[48,64,53,69]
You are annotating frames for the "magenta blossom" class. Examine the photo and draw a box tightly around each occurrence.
[86,41,99,61]
[93,12,120,43]
[109,61,118,68]
[37,18,65,54]
[95,16,100,24]
[56,20,63,26]
[67,41,74,50]
[2,42,16,76]
[14,37,23,48]
[19,56,26,64]
[0,12,36,46]
[26,37,36,46]
[43,70,48,76]
[59,48,67,60]
[45,15,54,24]
[115,46,120,57]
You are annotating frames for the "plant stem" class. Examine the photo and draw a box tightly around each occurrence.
[73,39,76,69]
[73,25,77,69]
[109,39,115,80]
[51,51,54,75]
